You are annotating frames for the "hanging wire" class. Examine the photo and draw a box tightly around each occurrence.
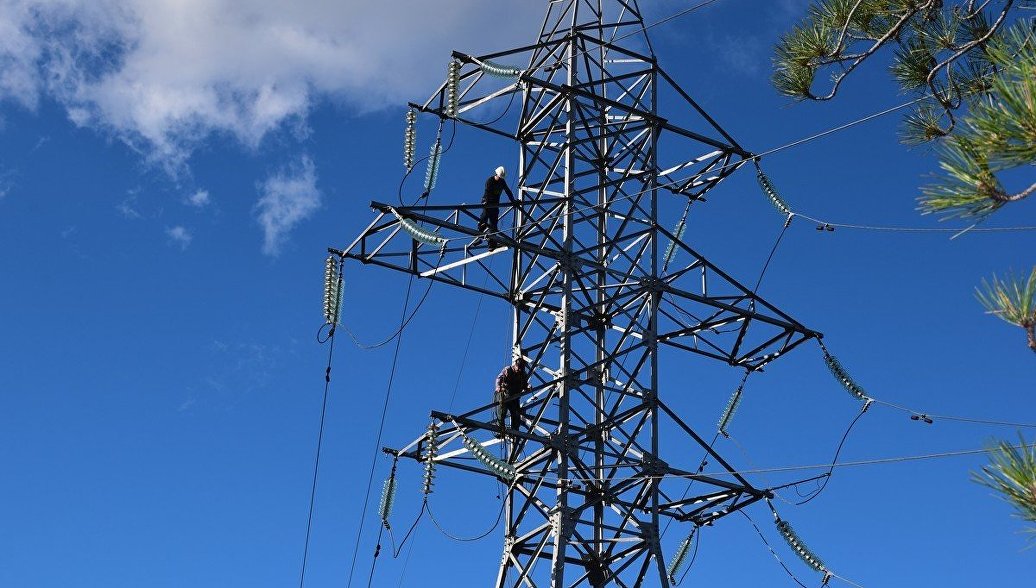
[426,499,506,542]
[740,510,810,588]
[299,255,345,588]
[435,89,1036,251]
[339,251,444,351]
[868,397,1036,428]
[345,272,418,588]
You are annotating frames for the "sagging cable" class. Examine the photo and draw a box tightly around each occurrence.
[323,253,342,326]
[445,60,460,117]
[403,108,417,171]
[819,342,871,403]
[422,421,439,497]
[754,161,794,219]
[667,526,696,583]
[455,422,516,481]
[775,516,828,575]
[389,207,448,250]
[424,138,442,191]
[379,459,398,531]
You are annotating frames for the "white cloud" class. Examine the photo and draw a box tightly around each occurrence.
[116,195,141,218]
[0,1,543,170]
[255,156,319,256]
[166,225,193,249]
[186,189,210,208]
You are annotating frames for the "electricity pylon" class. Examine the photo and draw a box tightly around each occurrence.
[338,2,819,585]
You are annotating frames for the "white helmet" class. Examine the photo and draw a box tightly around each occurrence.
[495,166,506,178]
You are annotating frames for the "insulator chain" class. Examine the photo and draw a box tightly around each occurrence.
[775,517,827,574]
[424,139,442,191]
[475,58,523,78]
[455,421,516,481]
[389,206,448,250]
[379,459,398,530]
[717,381,745,437]
[820,343,871,404]
[323,253,342,325]
[403,108,417,171]
[422,421,439,497]
[662,212,688,272]
[666,527,696,583]
[754,162,794,219]
[445,60,460,118]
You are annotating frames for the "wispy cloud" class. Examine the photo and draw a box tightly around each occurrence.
[185,189,210,208]
[116,195,141,218]
[0,1,543,172]
[166,225,192,249]
[255,156,320,256]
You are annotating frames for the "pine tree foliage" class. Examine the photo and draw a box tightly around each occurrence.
[774,2,1035,218]
[976,267,1036,353]
[973,436,1036,543]
[775,3,1036,352]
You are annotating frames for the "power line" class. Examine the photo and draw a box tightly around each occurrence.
[434,93,1036,248]
[298,295,342,587]
[621,0,726,41]
[868,397,1036,428]
[346,273,418,588]
[530,442,1036,484]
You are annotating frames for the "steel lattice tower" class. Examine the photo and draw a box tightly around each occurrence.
[338,2,819,585]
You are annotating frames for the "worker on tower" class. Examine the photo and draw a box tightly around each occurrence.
[473,165,515,249]
[494,354,529,437]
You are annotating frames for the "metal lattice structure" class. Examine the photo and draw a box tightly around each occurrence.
[338,2,820,585]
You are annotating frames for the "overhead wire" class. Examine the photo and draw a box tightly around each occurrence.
[346,270,420,588]
[427,499,506,542]
[793,402,872,506]
[739,510,811,588]
[298,257,345,588]
[868,397,1036,428]
[433,91,1036,251]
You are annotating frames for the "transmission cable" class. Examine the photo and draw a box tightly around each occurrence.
[298,257,345,588]
[793,402,871,506]
[438,90,1036,251]
[739,510,810,588]
[345,272,418,588]
[868,396,1036,428]
[340,278,437,350]
[426,498,506,542]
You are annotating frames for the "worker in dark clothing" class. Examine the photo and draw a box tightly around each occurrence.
[494,355,529,437]
[473,166,515,249]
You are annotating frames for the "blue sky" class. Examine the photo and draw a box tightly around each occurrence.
[1,1,1034,586]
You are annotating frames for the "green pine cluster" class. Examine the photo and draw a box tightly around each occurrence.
[774,2,1035,352]
[973,436,1036,543]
